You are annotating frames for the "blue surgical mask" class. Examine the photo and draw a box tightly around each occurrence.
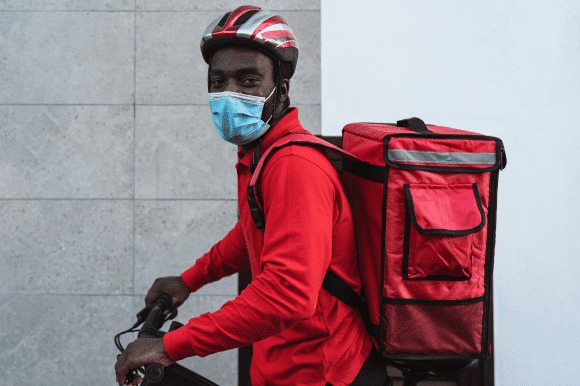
[208,87,276,145]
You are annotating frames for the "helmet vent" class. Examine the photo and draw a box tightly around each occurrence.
[217,12,231,28]
[233,9,260,26]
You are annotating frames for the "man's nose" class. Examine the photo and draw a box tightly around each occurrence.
[223,79,241,93]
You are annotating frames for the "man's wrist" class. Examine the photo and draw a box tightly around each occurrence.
[180,265,207,293]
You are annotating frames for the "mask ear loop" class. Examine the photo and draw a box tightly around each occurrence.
[262,86,278,125]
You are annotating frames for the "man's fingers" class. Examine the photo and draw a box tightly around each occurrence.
[128,374,143,386]
[115,352,129,385]
[115,338,172,386]
[144,289,159,307]
[115,348,142,386]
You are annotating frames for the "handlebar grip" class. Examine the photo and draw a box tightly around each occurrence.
[137,294,171,384]
[139,294,173,338]
[154,294,172,311]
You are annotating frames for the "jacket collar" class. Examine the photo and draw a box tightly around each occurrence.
[236,107,309,170]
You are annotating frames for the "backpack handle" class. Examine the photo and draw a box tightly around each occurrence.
[397,117,433,134]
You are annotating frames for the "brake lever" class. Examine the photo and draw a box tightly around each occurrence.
[162,307,178,322]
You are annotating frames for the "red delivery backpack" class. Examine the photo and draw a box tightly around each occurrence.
[247,117,506,375]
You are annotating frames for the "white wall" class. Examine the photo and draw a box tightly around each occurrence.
[322,1,580,385]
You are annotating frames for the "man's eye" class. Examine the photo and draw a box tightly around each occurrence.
[211,79,225,87]
[242,78,260,85]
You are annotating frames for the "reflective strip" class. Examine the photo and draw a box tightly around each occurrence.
[387,149,496,165]
[235,9,274,38]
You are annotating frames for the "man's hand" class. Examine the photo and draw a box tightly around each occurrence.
[145,276,192,308]
[115,337,174,386]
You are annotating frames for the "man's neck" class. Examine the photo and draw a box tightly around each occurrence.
[240,139,260,155]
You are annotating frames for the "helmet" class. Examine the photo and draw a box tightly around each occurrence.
[200,5,299,78]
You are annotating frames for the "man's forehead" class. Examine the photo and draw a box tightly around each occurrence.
[210,46,274,71]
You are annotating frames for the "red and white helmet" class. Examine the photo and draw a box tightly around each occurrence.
[200,5,299,78]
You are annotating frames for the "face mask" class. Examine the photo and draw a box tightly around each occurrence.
[208,87,276,145]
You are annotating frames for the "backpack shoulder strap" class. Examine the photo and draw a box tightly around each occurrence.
[246,133,375,338]
[247,133,356,233]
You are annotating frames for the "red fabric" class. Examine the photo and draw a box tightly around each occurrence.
[342,128,386,166]
[408,184,483,231]
[383,169,489,301]
[164,108,372,386]
[383,302,483,355]
[343,122,483,143]
[343,123,495,357]
[388,137,495,154]
[387,137,496,169]
[341,174,384,328]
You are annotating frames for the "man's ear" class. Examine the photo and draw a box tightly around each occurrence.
[279,78,290,105]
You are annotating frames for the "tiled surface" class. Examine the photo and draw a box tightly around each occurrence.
[134,104,319,200]
[0,1,134,10]
[0,105,134,199]
[0,12,134,104]
[1,3,320,385]
[136,0,320,11]
[135,10,220,105]
[0,200,133,294]
[135,105,238,199]
[134,200,238,296]
[132,294,238,385]
[135,105,321,199]
[0,294,133,385]
[280,11,321,105]
[135,10,320,105]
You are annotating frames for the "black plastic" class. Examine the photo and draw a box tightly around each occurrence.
[169,321,185,332]
[144,364,165,383]
[396,117,433,134]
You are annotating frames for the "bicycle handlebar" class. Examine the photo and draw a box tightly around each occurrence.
[137,294,171,386]
[115,294,220,386]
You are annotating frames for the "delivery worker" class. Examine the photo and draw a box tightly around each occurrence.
[115,5,391,386]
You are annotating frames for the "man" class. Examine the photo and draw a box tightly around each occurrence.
[115,6,390,386]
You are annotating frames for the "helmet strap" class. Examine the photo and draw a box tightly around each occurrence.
[269,60,287,126]
[207,52,213,92]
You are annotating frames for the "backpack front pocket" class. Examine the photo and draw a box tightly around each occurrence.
[403,183,485,280]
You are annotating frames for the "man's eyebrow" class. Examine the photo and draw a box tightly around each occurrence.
[209,67,263,77]
[235,67,262,77]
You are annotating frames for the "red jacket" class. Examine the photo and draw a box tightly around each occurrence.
[164,108,373,386]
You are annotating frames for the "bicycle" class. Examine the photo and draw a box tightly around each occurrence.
[115,294,220,386]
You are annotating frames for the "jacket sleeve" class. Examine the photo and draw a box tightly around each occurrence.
[164,152,336,360]
[180,220,250,293]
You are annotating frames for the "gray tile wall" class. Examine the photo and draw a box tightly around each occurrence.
[0,1,320,385]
